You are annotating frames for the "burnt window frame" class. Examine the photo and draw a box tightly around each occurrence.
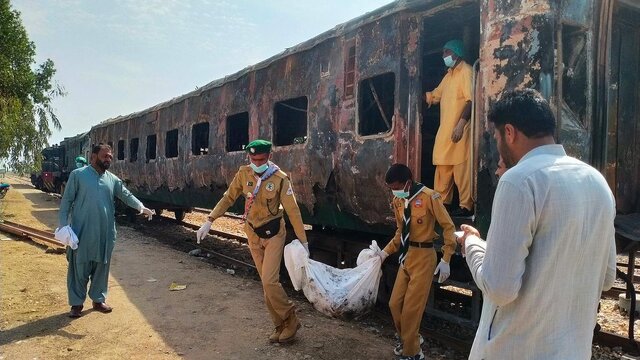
[129,138,139,162]
[146,134,157,162]
[226,111,250,152]
[191,122,210,156]
[273,96,309,147]
[117,140,125,161]
[344,41,356,98]
[356,72,396,138]
[165,129,179,159]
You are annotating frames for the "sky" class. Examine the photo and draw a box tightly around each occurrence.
[11,0,392,145]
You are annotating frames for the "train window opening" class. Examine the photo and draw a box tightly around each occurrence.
[117,140,125,160]
[419,3,479,189]
[561,24,588,127]
[358,72,395,136]
[344,44,356,97]
[129,138,139,162]
[165,129,178,158]
[226,112,249,152]
[191,122,209,155]
[274,96,308,146]
[146,134,157,162]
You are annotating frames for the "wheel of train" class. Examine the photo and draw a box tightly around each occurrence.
[173,210,185,223]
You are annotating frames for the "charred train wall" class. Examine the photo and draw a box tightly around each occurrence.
[90,7,414,233]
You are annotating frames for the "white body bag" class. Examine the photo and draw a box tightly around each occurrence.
[284,239,382,317]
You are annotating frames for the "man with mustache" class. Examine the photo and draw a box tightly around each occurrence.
[59,144,154,318]
[458,90,616,359]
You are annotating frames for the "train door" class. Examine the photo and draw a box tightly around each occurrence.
[419,3,479,205]
[606,1,640,214]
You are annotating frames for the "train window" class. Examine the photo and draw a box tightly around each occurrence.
[117,140,125,160]
[129,138,139,162]
[358,72,395,136]
[274,96,308,146]
[146,134,157,162]
[226,112,249,152]
[165,129,178,158]
[344,44,356,98]
[191,122,209,155]
[562,24,588,127]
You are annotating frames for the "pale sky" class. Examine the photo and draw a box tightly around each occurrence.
[11,0,393,145]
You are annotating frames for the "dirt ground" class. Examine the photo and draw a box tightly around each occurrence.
[0,175,405,360]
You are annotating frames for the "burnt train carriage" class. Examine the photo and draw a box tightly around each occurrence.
[90,0,640,232]
[86,0,639,327]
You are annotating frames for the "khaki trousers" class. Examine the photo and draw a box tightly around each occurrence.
[246,220,295,327]
[434,158,473,210]
[389,248,437,356]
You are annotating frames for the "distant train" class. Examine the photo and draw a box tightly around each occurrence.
[46,0,638,233]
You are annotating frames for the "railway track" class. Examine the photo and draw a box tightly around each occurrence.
[0,220,64,250]
[147,214,640,354]
[3,217,639,354]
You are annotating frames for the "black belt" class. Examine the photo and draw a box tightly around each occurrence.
[409,241,433,248]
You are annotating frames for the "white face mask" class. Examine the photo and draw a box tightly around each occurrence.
[250,161,268,173]
[443,55,455,68]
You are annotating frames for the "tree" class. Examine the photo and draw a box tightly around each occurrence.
[0,0,65,170]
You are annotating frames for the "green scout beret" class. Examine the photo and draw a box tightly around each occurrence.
[75,156,88,165]
[245,139,272,154]
[443,39,465,58]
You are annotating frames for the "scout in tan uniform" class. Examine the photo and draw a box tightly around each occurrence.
[425,39,474,217]
[196,139,309,343]
[378,164,456,360]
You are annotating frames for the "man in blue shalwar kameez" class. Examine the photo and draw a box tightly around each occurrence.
[59,144,154,318]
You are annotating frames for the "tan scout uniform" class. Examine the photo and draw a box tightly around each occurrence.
[426,60,473,210]
[208,165,307,328]
[383,187,456,356]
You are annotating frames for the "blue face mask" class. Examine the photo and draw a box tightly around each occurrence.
[250,162,269,174]
[443,55,455,68]
[392,189,409,199]
[391,181,410,199]
[76,162,85,169]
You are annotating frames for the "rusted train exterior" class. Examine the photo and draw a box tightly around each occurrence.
[86,0,638,235]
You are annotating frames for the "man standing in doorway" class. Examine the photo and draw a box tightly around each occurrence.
[425,39,473,217]
[458,89,617,359]
[59,144,155,318]
[196,139,309,343]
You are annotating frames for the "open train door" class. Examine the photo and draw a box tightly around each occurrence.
[605,0,640,214]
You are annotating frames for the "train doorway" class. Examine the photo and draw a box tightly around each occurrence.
[606,0,640,214]
[419,3,479,207]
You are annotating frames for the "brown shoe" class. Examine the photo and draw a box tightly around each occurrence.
[92,302,113,313]
[69,305,83,318]
[278,313,301,343]
[269,324,284,343]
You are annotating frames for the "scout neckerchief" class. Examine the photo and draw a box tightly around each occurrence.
[243,161,280,222]
[398,182,426,266]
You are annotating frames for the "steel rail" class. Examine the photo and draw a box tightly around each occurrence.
[0,220,64,249]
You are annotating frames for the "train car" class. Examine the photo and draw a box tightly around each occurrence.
[60,132,91,174]
[32,145,65,192]
[89,0,639,234]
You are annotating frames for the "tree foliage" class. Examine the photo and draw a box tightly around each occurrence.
[0,0,65,171]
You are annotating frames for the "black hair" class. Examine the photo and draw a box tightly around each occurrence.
[385,164,413,184]
[92,143,112,154]
[488,89,556,138]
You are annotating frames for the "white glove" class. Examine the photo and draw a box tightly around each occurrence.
[434,259,450,283]
[196,221,212,244]
[139,207,155,221]
[302,242,310,255]
[378,250,389,262]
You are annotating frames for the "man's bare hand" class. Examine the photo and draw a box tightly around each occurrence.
[451,121,465,143]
